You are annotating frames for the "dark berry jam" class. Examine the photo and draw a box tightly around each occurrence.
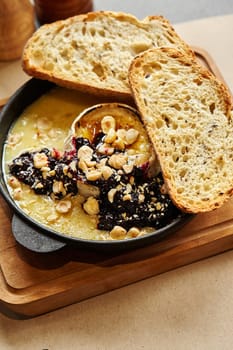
[9,136,181,231]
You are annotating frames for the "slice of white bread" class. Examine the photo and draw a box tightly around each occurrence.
[22,11,194,99]
[129,47,233,213]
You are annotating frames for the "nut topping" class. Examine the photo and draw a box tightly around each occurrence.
[8,176,21,189]
[101,115,116,133]
[86,169,102,181]
[12,188,23,200]
[108,188,117,203]
[104,128,116,144]
[128,227,140,238]
[108,153,127,169]
[56,199,72,214]
[97,143,114,155]
[8,104,180,241]
[33,152,48,169]
[83,196,99,215]
[102,165,113,180]
[125,128,139,145]
[110,226,127,240]
[77,145,93,160]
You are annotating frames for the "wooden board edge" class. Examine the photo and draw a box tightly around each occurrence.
[1,219,233,318]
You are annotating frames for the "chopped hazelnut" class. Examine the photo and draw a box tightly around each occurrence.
[101,115,116,133]
[55,199,72,214]
[49,169,56,176]
[83,196,99,215]
[108,188,117,203]
[128,227,140,238]
[8,176,21,189]
[122,163,134,174]
[125,128,139,145]
[102,165,113,180]
[113,138,125,150]
[85,159,97,168]
[105,128,116,144]
[108,153,127,169]
[97,143,114,155]
[63,165,69,175]
[69,160,77,172]
[138,194,145,203]
[13,188,23,200]
[77,145,93,160]
[116,129,127,142]
[110,226,127,240]
[78,158,88,173]
[35,182,44,189]
[156,202,162,210]
[123,193,131,201]
[33,152,48,169]
[53,181,66,196]
[86,169,102,181]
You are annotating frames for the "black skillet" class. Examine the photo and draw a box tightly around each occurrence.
[0,78,192,253]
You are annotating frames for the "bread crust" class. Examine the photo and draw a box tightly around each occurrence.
[129,47,233,213]
[22,11,194,99]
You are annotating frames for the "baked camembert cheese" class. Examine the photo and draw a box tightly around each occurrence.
[4,87,181,240]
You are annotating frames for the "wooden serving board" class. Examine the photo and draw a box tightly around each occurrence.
[1,48,233,319]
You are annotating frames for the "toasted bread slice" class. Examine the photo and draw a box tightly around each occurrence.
[22,11,194,99]
[129,47,233,213]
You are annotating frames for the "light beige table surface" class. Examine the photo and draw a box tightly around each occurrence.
[1,14,233,350]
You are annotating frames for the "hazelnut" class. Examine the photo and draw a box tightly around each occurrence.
[33,152,48,169]
[86,169,102,181]
[69,160,77,172]
[108,153,127,169]
[78,158,88,173]
[110,226,127,240]
[8,176,21,189]
[55,200,72,214]
[105,128,116,144]
[97,143,114,155]
[83,196,99,215]
[53,181,66,196]
[116,129,127,142]
[12,188,23,200]
[122,163,134,174]
[123,193,131,201]
[113,138,125,150]
[138,194,145,203]
[101,115,116,133]
[128,227,140,238]
[102,165,113,180]
[125,128,139,145]
[77,145,93,161]
[108,188,117,203]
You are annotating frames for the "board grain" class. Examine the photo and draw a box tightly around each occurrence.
[1,48,233,319]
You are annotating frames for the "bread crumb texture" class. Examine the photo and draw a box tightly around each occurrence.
[22,11,193,97]
[129,48,233,213]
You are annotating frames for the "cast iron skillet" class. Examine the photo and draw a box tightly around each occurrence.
[0,78,192,253]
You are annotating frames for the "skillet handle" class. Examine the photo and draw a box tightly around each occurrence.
[12,214,67,253]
